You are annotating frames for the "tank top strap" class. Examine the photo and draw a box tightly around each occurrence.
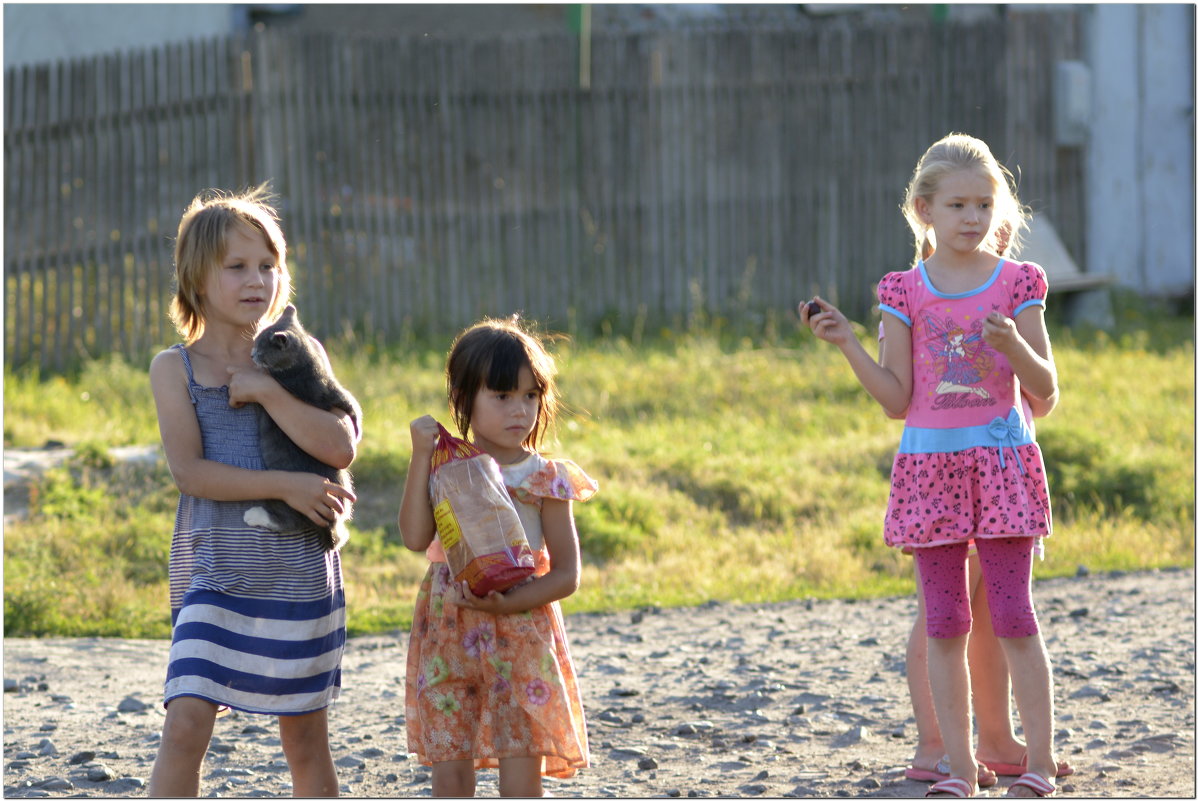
[171,343,201,404]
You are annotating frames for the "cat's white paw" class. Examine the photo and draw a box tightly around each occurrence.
[244,506,281,531]
[329,520,350,551]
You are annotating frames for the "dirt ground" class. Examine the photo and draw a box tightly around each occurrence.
[3,566,1194,798]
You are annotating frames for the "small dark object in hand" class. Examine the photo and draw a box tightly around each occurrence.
[807,300,822,315]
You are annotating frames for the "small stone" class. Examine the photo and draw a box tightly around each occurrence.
[86,765,117,782]
[108,777,147,792]
[1075,564,1090,577]
[69,751,97,765]
[637,757,658,771]
[4,678,18,692]
[37,739,58,757]
[37,778,73,791]
[835,726,870,745]
[598,710,625,725]
[1071,685,1112,702]
[117,696,149,713]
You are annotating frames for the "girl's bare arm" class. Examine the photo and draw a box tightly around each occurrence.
[150,350,353,523]
[983,306,1059,416]
[398,415,439,552]
[451,498,581,615]
[226,355,358,471]
[805,298,913,417]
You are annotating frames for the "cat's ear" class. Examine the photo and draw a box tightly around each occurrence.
[283,304,297,319]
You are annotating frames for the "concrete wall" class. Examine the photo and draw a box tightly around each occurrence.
[1085,4,1195,297]
[3,3,237,68]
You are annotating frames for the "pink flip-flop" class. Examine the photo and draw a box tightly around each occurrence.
[926,777,976,797]
[979,755,1073,778]
[1006,772,1056,797]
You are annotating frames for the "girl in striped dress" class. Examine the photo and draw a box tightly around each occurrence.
[147,186,358,797]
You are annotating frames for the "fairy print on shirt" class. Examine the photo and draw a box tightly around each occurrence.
[920,311,998,409]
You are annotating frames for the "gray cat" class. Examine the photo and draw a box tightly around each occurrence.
[242,304,360,551]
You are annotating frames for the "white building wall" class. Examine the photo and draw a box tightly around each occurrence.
[1085,4,1195,296]
[3,4,237,69]
[1139,4,1195,297]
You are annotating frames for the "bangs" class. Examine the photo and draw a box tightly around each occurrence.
[484,336,535,391]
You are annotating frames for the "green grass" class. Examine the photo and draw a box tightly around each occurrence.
[4,292,1193,638]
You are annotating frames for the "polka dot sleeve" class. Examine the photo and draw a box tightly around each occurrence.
[877,270,912,326]
[1012,261,1049,316]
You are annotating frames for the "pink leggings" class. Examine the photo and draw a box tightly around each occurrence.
[915,537,1040,639]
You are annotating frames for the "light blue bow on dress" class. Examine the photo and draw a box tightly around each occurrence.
[987,408,1028,474]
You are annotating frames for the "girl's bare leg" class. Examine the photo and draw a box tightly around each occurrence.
[1000,633,1058,796]
[432,759,476,797]
[499,756,544,798]
[148,697,219,797]
[968,567,1026,764]
[926,634,979,793]
[279,708,339,797]
[907,562,945,770]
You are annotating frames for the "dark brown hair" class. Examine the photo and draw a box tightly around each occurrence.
[446,316,560,450]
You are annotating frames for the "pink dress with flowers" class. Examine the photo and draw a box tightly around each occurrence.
[876,259,1053,550]
[405,452,598,778]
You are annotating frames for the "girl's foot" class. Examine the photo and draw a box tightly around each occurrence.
[1005,772,1056,797]
[907,758,997,788]
[926,777,978,797]
[977,753,1072,778]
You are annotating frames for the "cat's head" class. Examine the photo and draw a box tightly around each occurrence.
[252,304,309,371]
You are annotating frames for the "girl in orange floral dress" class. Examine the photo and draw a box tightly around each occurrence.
[399,316,598,797]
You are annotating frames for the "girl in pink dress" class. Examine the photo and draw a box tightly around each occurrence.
[399,316,597,797]
[801,134,1060,799]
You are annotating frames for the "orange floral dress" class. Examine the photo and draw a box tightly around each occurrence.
[405,453,598,778]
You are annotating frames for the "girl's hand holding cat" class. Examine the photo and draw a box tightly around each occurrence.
[226,365,278,409]
[282,473,356,526]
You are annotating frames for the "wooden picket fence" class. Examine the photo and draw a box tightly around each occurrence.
[4,11,1084,371]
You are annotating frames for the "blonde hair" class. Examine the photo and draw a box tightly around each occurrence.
[445,316,561,451]
[900,133,1029,266]
[169,184,291,342]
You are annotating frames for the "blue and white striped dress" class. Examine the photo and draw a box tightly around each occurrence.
[163,344,345,715]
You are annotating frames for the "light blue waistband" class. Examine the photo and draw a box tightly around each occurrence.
[899,407,1033,473]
